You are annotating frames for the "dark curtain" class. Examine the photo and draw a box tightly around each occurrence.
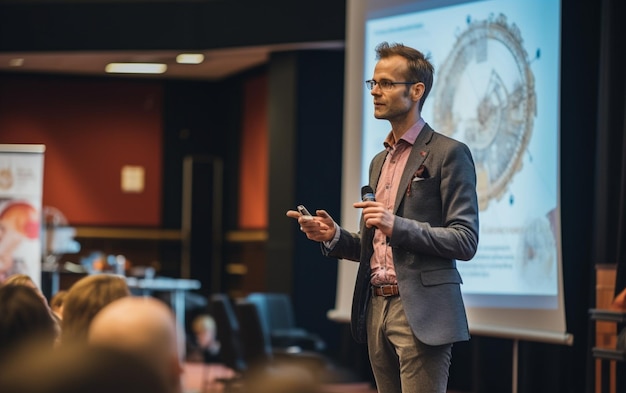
[593,0,626,297]
[593,0,626,391]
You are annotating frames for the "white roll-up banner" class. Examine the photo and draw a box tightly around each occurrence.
[0,144,45,287]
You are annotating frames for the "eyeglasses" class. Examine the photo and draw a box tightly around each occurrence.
[365,79,418,91]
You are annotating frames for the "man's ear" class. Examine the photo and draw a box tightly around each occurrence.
[412,82,425,103]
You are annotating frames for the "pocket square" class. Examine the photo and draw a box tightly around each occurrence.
[407,165,430,195]
[413,164,429,179]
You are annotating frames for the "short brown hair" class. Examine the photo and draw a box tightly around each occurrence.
[375,41,434,110]
[61,274,130,345]
[0,285,57,361]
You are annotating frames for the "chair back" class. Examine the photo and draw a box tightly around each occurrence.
[234,300,273,369]
[246,292,295,331]
[209,294,247,372]
[246,292,326,352]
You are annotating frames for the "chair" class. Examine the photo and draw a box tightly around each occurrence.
[245,292,326,353]
[234,300,273,370]
[234,299,332,382]
[208,294,247,373]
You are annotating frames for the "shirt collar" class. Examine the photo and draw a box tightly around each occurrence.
[383,117,425,149]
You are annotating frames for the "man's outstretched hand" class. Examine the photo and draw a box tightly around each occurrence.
[286,209,336,243]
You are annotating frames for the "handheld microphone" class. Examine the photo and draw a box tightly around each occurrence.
[361,185,376,202]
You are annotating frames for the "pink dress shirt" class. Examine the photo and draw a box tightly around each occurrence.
[370,118,425,286]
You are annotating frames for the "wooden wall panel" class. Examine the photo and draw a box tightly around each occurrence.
[238,73,268,229]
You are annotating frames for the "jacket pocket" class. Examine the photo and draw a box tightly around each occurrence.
[420,268,463,286]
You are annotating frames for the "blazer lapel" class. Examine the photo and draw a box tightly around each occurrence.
[393,125,433,214]
[369,150,387,191]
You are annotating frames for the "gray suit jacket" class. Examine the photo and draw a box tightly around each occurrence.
[326,124,479,346]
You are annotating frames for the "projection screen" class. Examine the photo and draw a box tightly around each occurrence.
[328,0,572,345]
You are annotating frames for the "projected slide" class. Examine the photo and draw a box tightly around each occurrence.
[363,0,560,306]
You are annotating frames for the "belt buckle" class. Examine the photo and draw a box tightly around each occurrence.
[380,285,395,297]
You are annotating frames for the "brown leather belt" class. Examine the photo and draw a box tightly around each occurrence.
[372,284,399,297]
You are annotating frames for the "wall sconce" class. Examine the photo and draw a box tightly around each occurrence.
[121,165,145,193]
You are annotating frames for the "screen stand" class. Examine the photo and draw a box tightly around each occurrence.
[512,339,519,393]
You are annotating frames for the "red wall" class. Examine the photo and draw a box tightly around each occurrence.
[0,76,163,226]
[238,73,268,229]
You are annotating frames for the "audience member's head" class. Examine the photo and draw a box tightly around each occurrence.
[0,284,57,362]
[192,314,217,345]
[0,343,170,393]
[194,314,220,347]
[2,273,62,340]
[2,273,48,304]
[88,296,184,393]
[3,273,36,286]
[61,273,130,345]
[49,290,68,320]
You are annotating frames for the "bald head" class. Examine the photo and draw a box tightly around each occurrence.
[88,296,183,393]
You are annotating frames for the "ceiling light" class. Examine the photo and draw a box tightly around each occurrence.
[9,58,24,67]
[105,63,167,74]
[176,53,205,64]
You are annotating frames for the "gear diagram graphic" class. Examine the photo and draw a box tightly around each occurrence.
[433,13,537,211]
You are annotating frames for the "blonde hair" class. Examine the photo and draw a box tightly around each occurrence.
[192,314,216,333]
[61,274,130,345]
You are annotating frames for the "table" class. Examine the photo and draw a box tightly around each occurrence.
[125,276,201,329]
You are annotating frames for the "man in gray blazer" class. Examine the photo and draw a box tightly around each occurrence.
[287,42,479,393]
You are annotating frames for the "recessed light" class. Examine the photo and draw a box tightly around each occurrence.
[176,53,205,64]
[105,63,167,74]
[9,58,24,67]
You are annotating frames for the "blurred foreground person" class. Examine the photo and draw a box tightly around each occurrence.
[49,289,68,320]
[0,343,170,393]
[61,273,130,345]
[1,273,61,338]
[0,284,57,363]
[3,273,52,309]
[88,296,184,393]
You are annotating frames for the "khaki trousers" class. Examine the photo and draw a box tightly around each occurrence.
[366,295,452,393]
